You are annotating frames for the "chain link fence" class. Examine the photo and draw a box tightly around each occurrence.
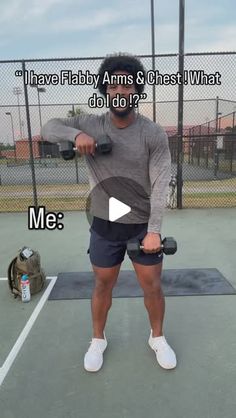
[0,52,236,212]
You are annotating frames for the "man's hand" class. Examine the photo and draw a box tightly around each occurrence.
[141,232,161,254]
[75,132,96,155]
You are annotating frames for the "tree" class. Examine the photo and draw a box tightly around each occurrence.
[225,126,236,131]
[67,107,85,118]
[0,143,14,150]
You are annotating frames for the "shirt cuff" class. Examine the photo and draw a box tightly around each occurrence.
[147,225,161,234]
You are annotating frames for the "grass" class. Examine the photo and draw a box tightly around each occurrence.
[0,192,235,212]
[184,194,236,208]
[0,197,88,212]
[183,177,236,189]
[0,174,236,212]
[0,183,89,194]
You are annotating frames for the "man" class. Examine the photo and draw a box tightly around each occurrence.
[42,53,177,372]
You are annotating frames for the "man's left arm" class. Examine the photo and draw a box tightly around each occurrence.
[148,128,171,233]
[142,128,171,253]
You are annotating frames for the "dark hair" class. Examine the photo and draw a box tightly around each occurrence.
[97,53,146,96]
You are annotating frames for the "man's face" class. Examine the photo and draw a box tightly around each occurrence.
[106,70,137,117]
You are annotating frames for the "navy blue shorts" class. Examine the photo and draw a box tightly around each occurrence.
[88,227,163,268]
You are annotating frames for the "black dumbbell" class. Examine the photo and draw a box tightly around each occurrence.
[127,237,177,257]
[58,135,112,160]
[95,135,112,154]
[58,141,75,160]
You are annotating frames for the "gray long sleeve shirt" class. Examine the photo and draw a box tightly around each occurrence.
[41,111,171,233]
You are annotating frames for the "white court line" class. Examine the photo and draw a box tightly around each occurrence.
[0,276,57,387]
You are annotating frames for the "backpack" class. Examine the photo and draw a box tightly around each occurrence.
[7,246,46,299]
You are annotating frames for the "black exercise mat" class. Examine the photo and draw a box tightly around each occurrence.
[48,269,236,300]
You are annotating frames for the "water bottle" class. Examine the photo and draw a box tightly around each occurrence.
[21,274,31,302]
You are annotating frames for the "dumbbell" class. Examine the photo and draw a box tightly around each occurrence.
[58,135,112,160]
[127,237,177,257]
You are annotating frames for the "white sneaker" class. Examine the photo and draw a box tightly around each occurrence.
[84,333,108,372]
[148,330,177,369]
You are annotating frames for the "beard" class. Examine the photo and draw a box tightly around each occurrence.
[109,105,134,118]
[109,95,136,118]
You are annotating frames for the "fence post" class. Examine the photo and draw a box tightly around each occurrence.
[206,140,209,168]
[177,0,185,209]
[191,130,194,165]
[214,96,219,178]
[188,128,191,164]
[75,154,79,184]
[230,141,233,173]
[22,60,38,209]
[150,0,156,122]
[197,139,200,166]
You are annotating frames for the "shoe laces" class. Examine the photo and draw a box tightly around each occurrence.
[152,336,168,351]
[88,339,105,354]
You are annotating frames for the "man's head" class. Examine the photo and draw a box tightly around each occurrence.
[97,53,146,117]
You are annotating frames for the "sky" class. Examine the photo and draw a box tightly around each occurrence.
[0,0,236,143]
[0,0,236,59]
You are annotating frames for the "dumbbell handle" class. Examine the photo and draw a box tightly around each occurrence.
[130,237,177,256]
[139,244,164,251]
[73,143,99,151]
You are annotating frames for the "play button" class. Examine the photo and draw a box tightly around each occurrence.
[86,176,150,238]
[109,197,131,222]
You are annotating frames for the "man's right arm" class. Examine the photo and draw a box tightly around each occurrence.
[41,113,95,144]
[41,114,97,155]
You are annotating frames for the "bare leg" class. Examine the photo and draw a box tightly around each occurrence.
[91,264,121,338]
[132,262,164,337]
